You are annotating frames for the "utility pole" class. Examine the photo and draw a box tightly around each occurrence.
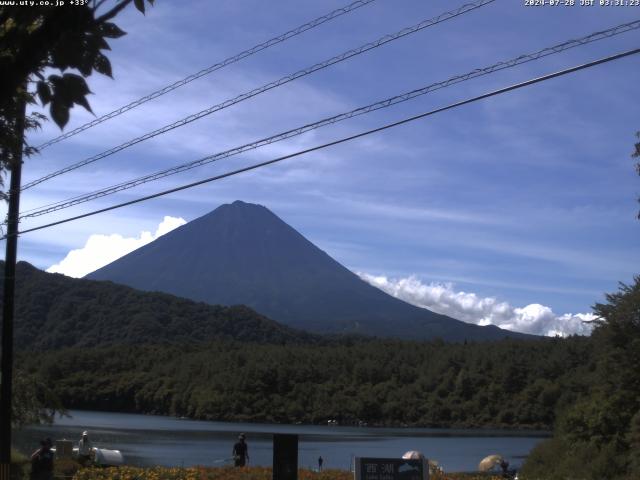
[0,94,26,479]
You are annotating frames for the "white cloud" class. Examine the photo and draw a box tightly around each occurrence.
[46,216,186,278]
[359,273,596,337]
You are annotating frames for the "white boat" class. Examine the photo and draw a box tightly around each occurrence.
[52,440,124,466]
[91,447,125,466]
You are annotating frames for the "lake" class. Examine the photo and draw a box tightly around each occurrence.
[15,410,549,472]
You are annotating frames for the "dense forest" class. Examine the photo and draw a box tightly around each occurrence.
[19,336,589,429]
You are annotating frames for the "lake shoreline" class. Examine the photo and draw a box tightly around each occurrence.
[16,409,548,472]
[57,407,553,435]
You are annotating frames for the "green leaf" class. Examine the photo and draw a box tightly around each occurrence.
[85,33,111,53]
[97,36,111,51]
[93,53,112,78]
[134,0,145,14]
[48,75,63,88]
[77,51,94,76]
[36,81,51,106]
[62,73,91,96]
[75,95,93,114]
[100,22,126,39]
[59,74,93,113]
[50,100,70,129]
[50,32,82,70]
[49,74,89,111]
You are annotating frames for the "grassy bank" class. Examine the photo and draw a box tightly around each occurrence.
[71,466,504,480]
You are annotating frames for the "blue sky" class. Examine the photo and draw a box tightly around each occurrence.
[4,0,640,335]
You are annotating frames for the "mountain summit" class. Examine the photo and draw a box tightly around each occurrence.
[87,201,527,341]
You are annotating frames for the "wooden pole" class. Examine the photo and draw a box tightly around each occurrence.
[0,94,26,478]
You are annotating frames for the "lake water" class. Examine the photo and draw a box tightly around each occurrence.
[15,410,548,472]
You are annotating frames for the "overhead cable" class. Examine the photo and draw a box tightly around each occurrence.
[19,19,640,219]
[34,0,378,151]
[8,47,639,240]
[22,0,496,190]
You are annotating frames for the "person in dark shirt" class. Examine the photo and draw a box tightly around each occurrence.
[232,433,249,467]
[500,458,511,478]
[318,455,323,471]
[30,438,54,480]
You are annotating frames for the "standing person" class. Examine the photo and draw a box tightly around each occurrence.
[232,433,249,467]
[318,455,323,471]
[78,431,93,466]
[30,438,54,480]
[500,458,510,478]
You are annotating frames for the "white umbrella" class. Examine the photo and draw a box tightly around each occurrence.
[479,454,503,472]
[402,451,424,460]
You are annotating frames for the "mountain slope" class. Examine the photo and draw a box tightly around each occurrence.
[0,261,317,350]
[87,200,530,341]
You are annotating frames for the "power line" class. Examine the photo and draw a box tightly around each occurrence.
[19,19,640,219]
[8,47,639,240]
[22,0,496,191]
[34,0,377,151]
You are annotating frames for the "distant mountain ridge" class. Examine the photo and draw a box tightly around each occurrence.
[87,200,530,341]
[0,261,316,350]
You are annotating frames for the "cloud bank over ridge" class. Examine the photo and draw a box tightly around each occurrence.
[360,273,596,337]
[47,216,186,278]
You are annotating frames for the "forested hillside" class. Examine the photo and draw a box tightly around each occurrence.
[3,260,593,431]
[20,336,589,429]
[1,261,318,349]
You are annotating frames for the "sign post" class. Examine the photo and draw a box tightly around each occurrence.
[354,457,429,480]
[273,433,298,480]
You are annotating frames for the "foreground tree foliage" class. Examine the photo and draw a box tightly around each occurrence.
[521,276,640,480]
[1,0,154,429]
[0,0,153,194]
[12,369,63,428]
